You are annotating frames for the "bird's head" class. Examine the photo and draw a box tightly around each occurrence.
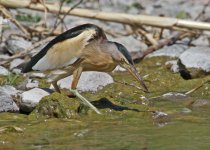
[110,42,149,93]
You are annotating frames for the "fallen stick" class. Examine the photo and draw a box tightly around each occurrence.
[185,80,210,95]
[0,4,30,37]
[0,0,210,31]
[0,36,54,66]
[131,32,191,62]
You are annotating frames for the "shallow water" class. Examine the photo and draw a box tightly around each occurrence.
[1,108,210,150]
[1,57,210,150]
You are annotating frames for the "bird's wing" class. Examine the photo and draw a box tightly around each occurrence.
[22,24,107,72]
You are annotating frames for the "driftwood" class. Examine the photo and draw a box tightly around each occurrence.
[0,0,210,31]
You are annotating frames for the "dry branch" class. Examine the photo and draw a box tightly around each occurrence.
[131,32,192,62]
[0,36,54,66]
[0,0,210,31]
[0,4,30,37]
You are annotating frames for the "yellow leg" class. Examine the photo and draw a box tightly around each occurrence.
[70,67,101,114]
[49,67,75,93]
[71,67,83,89]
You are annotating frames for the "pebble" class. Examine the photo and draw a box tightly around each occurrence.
[29,72,46,78]
[191,99,210,108]
[0,91,19,112]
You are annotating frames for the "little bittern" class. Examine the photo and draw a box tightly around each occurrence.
[22,23,148,114]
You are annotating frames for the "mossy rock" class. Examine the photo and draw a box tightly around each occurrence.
[29,93,80,119]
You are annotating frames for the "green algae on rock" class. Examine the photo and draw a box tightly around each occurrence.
[29,93,80,119]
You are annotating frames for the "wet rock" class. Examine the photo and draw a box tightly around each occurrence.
[51,71,114,92]
[161,92,192,102]
[20,88,51,113]
[5,37,32,54]
[29,93,79,119]
[149,92,192,102]
[178,47,210,79]
[9,59,25,70]
[147,44,187,58]
[0,66,10,76]
[191,99,210,108]
[165,60,179,73]
[0,91,19,112]
[152,111,170,127]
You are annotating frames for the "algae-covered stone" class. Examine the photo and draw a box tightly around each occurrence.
[29,93,80,119]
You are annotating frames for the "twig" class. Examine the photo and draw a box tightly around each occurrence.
[0,36,54,65]
[195,0,210,21]
[54,0,84,31]
[0,5,30,37]
[159,28,164,39]
[40,0,48,27]
[185,80,210,95]
[135,27,158,46]
[114,80,145,92]
[131,32,193,62]
[52,0,65,32]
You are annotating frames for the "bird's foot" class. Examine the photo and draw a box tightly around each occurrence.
[69,89,101,114]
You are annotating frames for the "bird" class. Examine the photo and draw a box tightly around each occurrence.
[22,23,148,114]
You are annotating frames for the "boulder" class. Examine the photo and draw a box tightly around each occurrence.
[19,88,51,113]
[50,71,114,92]
[178,47,210,79]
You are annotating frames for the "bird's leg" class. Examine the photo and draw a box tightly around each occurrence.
[71,67,83,90]
[52,81,61,93]
[70,67,101,114]
[70,89,101,114]
[66,66,83,97]
[48,68,75,94]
